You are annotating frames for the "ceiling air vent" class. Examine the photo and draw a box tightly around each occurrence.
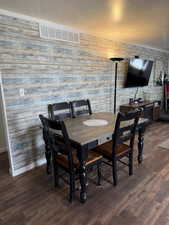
[39,23,80,43]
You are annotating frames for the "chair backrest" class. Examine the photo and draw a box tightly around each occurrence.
[39,114,74,169]
[70,99,92,117]
[112,111,140,155]
[48,102,72,120]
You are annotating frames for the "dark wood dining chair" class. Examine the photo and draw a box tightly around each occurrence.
[39,114,102,202]
[70,99,92,118]
[93,111,140,186]
[48,102,72,120]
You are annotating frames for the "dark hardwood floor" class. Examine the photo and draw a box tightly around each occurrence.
[1,122,169,225]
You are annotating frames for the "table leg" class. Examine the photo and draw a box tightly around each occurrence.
[78,146,87,203]
[79,164,87,203]
[138,128,144,164]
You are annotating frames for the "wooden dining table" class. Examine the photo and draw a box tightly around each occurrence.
[49,112,149,203]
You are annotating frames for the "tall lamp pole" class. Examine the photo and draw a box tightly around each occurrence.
[110,57,124,114]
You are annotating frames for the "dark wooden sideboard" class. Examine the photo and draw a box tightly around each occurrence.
[120,100,161,121]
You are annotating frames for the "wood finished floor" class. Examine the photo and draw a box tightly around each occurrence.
[1,122,169,225]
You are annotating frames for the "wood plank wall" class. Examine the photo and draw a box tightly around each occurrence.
[0,14,168,175]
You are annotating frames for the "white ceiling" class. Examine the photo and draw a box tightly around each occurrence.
[0,0,169,52]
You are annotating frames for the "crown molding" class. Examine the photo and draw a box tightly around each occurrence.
[118,40,169,54]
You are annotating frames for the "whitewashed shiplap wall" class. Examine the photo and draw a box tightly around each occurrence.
[0,14,168,175]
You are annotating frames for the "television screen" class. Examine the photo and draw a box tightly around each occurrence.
[125,58,153,88]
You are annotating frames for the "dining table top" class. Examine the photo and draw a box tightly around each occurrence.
[63,112,148,146]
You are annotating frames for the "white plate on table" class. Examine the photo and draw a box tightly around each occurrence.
[83,119,108,127]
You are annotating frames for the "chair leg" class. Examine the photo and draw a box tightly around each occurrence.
[129,151,133,176]
[45,147,51,174]
[69,173,75,203]
[52,151,59,187]
[97,163,101,186]
[112,158,118,186]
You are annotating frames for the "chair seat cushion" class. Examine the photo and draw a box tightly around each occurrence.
[94,140,131,158]
[55,151,102,169]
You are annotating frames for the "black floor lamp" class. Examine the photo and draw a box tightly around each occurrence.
[110,57,124,114]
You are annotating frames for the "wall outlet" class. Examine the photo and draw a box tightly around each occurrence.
[19,88,25,97]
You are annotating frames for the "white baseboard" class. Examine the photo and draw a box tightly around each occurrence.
[12,158,46,177]
[0,147,6,153]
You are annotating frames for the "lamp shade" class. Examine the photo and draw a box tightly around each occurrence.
[110,57,124,62]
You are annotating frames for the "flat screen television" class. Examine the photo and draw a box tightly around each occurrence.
[125,58,153,88]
